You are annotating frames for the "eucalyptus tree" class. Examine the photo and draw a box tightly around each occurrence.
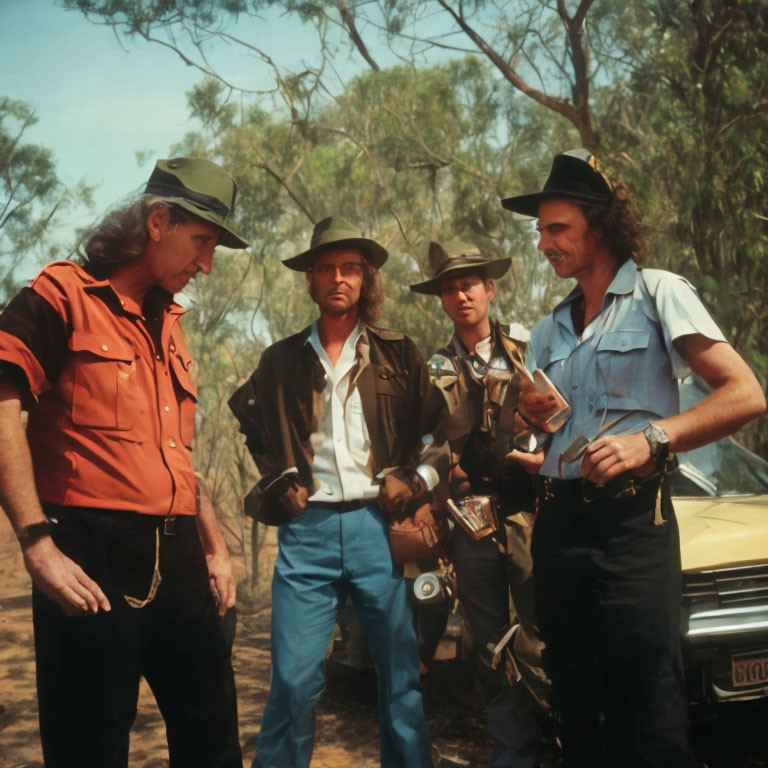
[0,97,92,301]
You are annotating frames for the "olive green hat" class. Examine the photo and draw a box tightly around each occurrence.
[409,239,511,296]
[282,215,388,271]
[501,148,613,218]
[144,157,250,249]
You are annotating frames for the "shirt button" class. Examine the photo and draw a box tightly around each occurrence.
[156,354,161,360]
[101,344,109,352]
[168,440,177,448]
[164,405,170,413]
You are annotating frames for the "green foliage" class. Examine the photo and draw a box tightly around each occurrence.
[0,97,93,302]
[592,0,768,452]
[65,0,768,544]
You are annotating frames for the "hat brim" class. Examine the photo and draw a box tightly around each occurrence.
[171,198,251,249]
[501,189,611,218]
[282,237,388,271]
[409,258,511,296]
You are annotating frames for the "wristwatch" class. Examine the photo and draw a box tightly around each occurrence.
[643,423,670,461]
[15,518,58,542]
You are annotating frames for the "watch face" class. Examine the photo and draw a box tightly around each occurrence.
[645,424,669,458]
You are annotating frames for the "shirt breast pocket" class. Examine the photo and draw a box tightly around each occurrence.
[595,329,651,405]
[69,332,141,435]
[170,353,198,448]
[535,344,569,375]
[372,366,407,442]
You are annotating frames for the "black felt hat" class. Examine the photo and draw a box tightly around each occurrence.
[501,149,612,217]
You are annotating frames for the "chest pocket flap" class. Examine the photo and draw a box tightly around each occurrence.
[596,330,650,354]
[374,366,407,396]
[536,343,570,371]
[170,353,199,401]
[170,353,198,448]
[69,332,135,362]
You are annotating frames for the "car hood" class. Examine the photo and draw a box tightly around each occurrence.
[677,494,768,572]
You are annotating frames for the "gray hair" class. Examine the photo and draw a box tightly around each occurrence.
[81,195,192,279]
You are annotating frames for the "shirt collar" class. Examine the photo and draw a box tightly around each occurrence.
[84,278,183,318]
[306,319,367,352]
[551,258,638,328]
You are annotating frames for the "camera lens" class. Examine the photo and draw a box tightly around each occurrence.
[414,572,441,601]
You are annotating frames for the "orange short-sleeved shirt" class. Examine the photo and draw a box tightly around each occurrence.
[0,261,198,516]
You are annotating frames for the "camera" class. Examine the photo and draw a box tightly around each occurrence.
[413,570,455,604]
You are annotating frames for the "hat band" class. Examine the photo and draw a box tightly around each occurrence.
[144,181,230,219]
[434,255,486,276]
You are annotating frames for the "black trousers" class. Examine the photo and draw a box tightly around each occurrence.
[445,525,540,768]
[531,478,698,768]
[33,506,241,768]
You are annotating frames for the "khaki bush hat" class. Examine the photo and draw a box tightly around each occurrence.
[282,215,388,271]
[409,239,511,296]
[501,148,613,218]
[144,157,250,249]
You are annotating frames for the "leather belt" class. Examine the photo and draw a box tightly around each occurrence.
[308,500,366,512]
[537,457,677,503]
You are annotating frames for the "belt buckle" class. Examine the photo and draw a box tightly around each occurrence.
[163,516,177,536]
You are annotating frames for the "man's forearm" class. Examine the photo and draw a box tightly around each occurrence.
[0,379,111,613]
[0,381,47,533]
[658,339,766,454]
[195,481,230,557]
[195,479,236,615]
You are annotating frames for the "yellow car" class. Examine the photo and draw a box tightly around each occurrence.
[674,379,768,702]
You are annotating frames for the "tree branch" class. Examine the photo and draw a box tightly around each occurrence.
[335,0,380,71]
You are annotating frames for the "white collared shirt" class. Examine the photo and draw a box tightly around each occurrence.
[307,321,379,502]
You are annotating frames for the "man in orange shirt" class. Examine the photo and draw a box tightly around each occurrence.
[0,157,247,767]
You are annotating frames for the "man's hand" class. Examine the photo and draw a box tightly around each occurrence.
[581,432,655,485]
[517,377,561,427]
[378,473,415,519]
[279,483,309,518]
[505,449,545,474]
[205,552,236,617]
[413,503,436,530]
[22,536,110,616]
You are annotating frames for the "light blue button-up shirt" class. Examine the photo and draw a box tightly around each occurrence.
[528,259,726,478]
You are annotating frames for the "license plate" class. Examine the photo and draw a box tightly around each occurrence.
[731,651,768,687]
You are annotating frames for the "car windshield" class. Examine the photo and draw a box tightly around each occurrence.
[669,377,768,498]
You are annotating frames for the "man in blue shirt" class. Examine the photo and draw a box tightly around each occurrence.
[502,150,765,767]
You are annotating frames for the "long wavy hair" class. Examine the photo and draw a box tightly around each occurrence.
[358,261,384,325]
[81,195,192,279]
[582,181,646,264]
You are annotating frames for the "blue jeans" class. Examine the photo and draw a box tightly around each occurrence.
[253,502,434,768]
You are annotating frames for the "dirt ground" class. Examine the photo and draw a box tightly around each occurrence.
[0,514,499,768]
[3,512,767,768]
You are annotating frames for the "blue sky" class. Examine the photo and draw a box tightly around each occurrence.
[1,0,396,259]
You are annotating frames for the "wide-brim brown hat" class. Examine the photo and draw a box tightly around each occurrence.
[501,148,613,218]
[282,215,388,271]
[409,239,511,296]
[144,157,250,249]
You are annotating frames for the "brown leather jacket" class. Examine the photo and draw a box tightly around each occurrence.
[229,324,444,524]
